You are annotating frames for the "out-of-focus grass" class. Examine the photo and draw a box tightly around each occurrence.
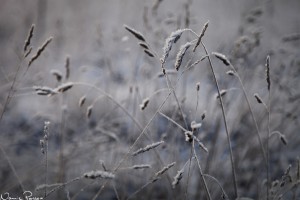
[0,0,299,199]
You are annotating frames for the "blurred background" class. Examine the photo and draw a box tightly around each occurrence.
[0,0,299,199]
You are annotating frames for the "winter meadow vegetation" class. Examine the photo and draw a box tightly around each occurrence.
[0,0,299,199]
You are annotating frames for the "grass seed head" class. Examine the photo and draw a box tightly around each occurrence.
[124,25,146,42]
[212,52,230,66]
[193,21,209,52]
[175,42,192,71]
[24,24,35,52]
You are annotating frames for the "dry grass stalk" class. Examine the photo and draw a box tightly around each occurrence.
[139,98,150,110]
[86,105,93,118]
[265,55,271,91]
[79,95,86,107]
[50,69,63,82]
[83,170,115,179]
[65,56,70,80]
[212,52,230,66]
[28,37,53,67]
[193,21,209,52]
[194,137,209,153]
[55,82,73,93]
[175,42,192,71]
[124,25,146,42]
[132,141,164,156]
[297,157,300,180]
[161,29,187,64]
[24,24,35,52]
[154,162,176,177]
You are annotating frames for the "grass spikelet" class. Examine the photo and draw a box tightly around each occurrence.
[191,121,202,130]
[55,82,73,93]
[254,93,263,104]
[139,98,150,110]
[138,42,149,49]
[282,33,300,42]
[212,52,230,66]
[280,134,288,145]
[144,49,154,57]
[154,162,176,177]
[24,24,35,52]
[196,82,200,91]
[226,70,235,76]
[28,37,53,67]
[33,86,57,96]
[184,131,193,143]
[175,42,192,71]
[201,111,206,120]
[79,95,86,107]
[193,21,209,52]
[131,164,151,170]
[83,170,115,179]
[86,105,93,118]
[161,29,187,64]
[65,56,70,80]
[265,55,271,91]
[132,141,164,156]
[50,69,63,82]
[216,89,227,99]
[24,47,32,58]
[124,25,146,42]
[172,168,184,188]
[157,69,177,78]
[35,183,62,191]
